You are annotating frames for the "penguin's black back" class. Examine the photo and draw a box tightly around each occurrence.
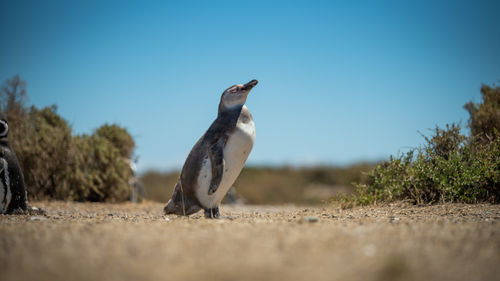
[0,139,27,213]
[179,106,243,200]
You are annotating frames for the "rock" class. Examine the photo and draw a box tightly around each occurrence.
[28,216,47,221]
[304,216,319,223]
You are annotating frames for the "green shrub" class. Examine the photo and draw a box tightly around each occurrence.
[0,75,135,202]
[95,123,135,158]
[348,83,500,205]
[21,106,75,199]
[69,134,132,202]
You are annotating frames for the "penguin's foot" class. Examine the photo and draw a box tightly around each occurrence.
[27,205,46,216]
[204,207,220,219]
[9,208,26,215]
[8,205,46,215]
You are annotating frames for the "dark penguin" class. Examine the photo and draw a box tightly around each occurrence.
[0,119,29,214]
[164,80,258,218]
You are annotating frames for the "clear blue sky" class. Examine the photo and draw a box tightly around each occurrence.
[1,0,499,172]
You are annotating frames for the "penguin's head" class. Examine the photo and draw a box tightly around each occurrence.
[164,184,202,216]
[0,119,8,138]
[219,79,258,110]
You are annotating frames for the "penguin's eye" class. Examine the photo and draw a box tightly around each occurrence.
[230,88,237,94]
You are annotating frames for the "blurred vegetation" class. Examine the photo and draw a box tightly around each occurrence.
[0,75,135,202]
[140,163,374,205]
[8,75,497,206]
[345,83,500,205]
[140,170,180,203]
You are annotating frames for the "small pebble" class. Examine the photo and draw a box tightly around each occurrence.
[28,216,47,221]
[304,216,319,223]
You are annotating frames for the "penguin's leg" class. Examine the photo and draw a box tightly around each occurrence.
[208,138,226,195]
[204,206,220,219]
[6,174,28,214]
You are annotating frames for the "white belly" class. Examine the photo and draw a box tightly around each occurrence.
[196,120,255,208]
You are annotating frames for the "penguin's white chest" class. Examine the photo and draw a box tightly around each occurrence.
[196,120,255,208]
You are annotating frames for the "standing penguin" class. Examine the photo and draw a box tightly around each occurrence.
[0,119,29,214]
[164,80,258,218]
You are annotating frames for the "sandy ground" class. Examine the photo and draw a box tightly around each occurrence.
[1,201,499,281]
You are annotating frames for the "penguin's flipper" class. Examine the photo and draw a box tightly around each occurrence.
[208,138,225,195]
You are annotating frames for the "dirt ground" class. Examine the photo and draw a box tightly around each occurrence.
[1,201,499,281]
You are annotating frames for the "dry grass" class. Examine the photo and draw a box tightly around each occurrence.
[140,164,374,205]
[1,201,499,281]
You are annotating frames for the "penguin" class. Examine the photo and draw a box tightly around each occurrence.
[164,79,258,218]
[0,119,29,214]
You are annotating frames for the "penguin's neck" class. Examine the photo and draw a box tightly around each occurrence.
[218,104,243,126]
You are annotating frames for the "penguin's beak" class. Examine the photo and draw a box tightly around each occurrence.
[241,79,258,91]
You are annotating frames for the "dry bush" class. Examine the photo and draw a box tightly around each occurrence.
[0,75,135,202]
[464,84,500,145]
